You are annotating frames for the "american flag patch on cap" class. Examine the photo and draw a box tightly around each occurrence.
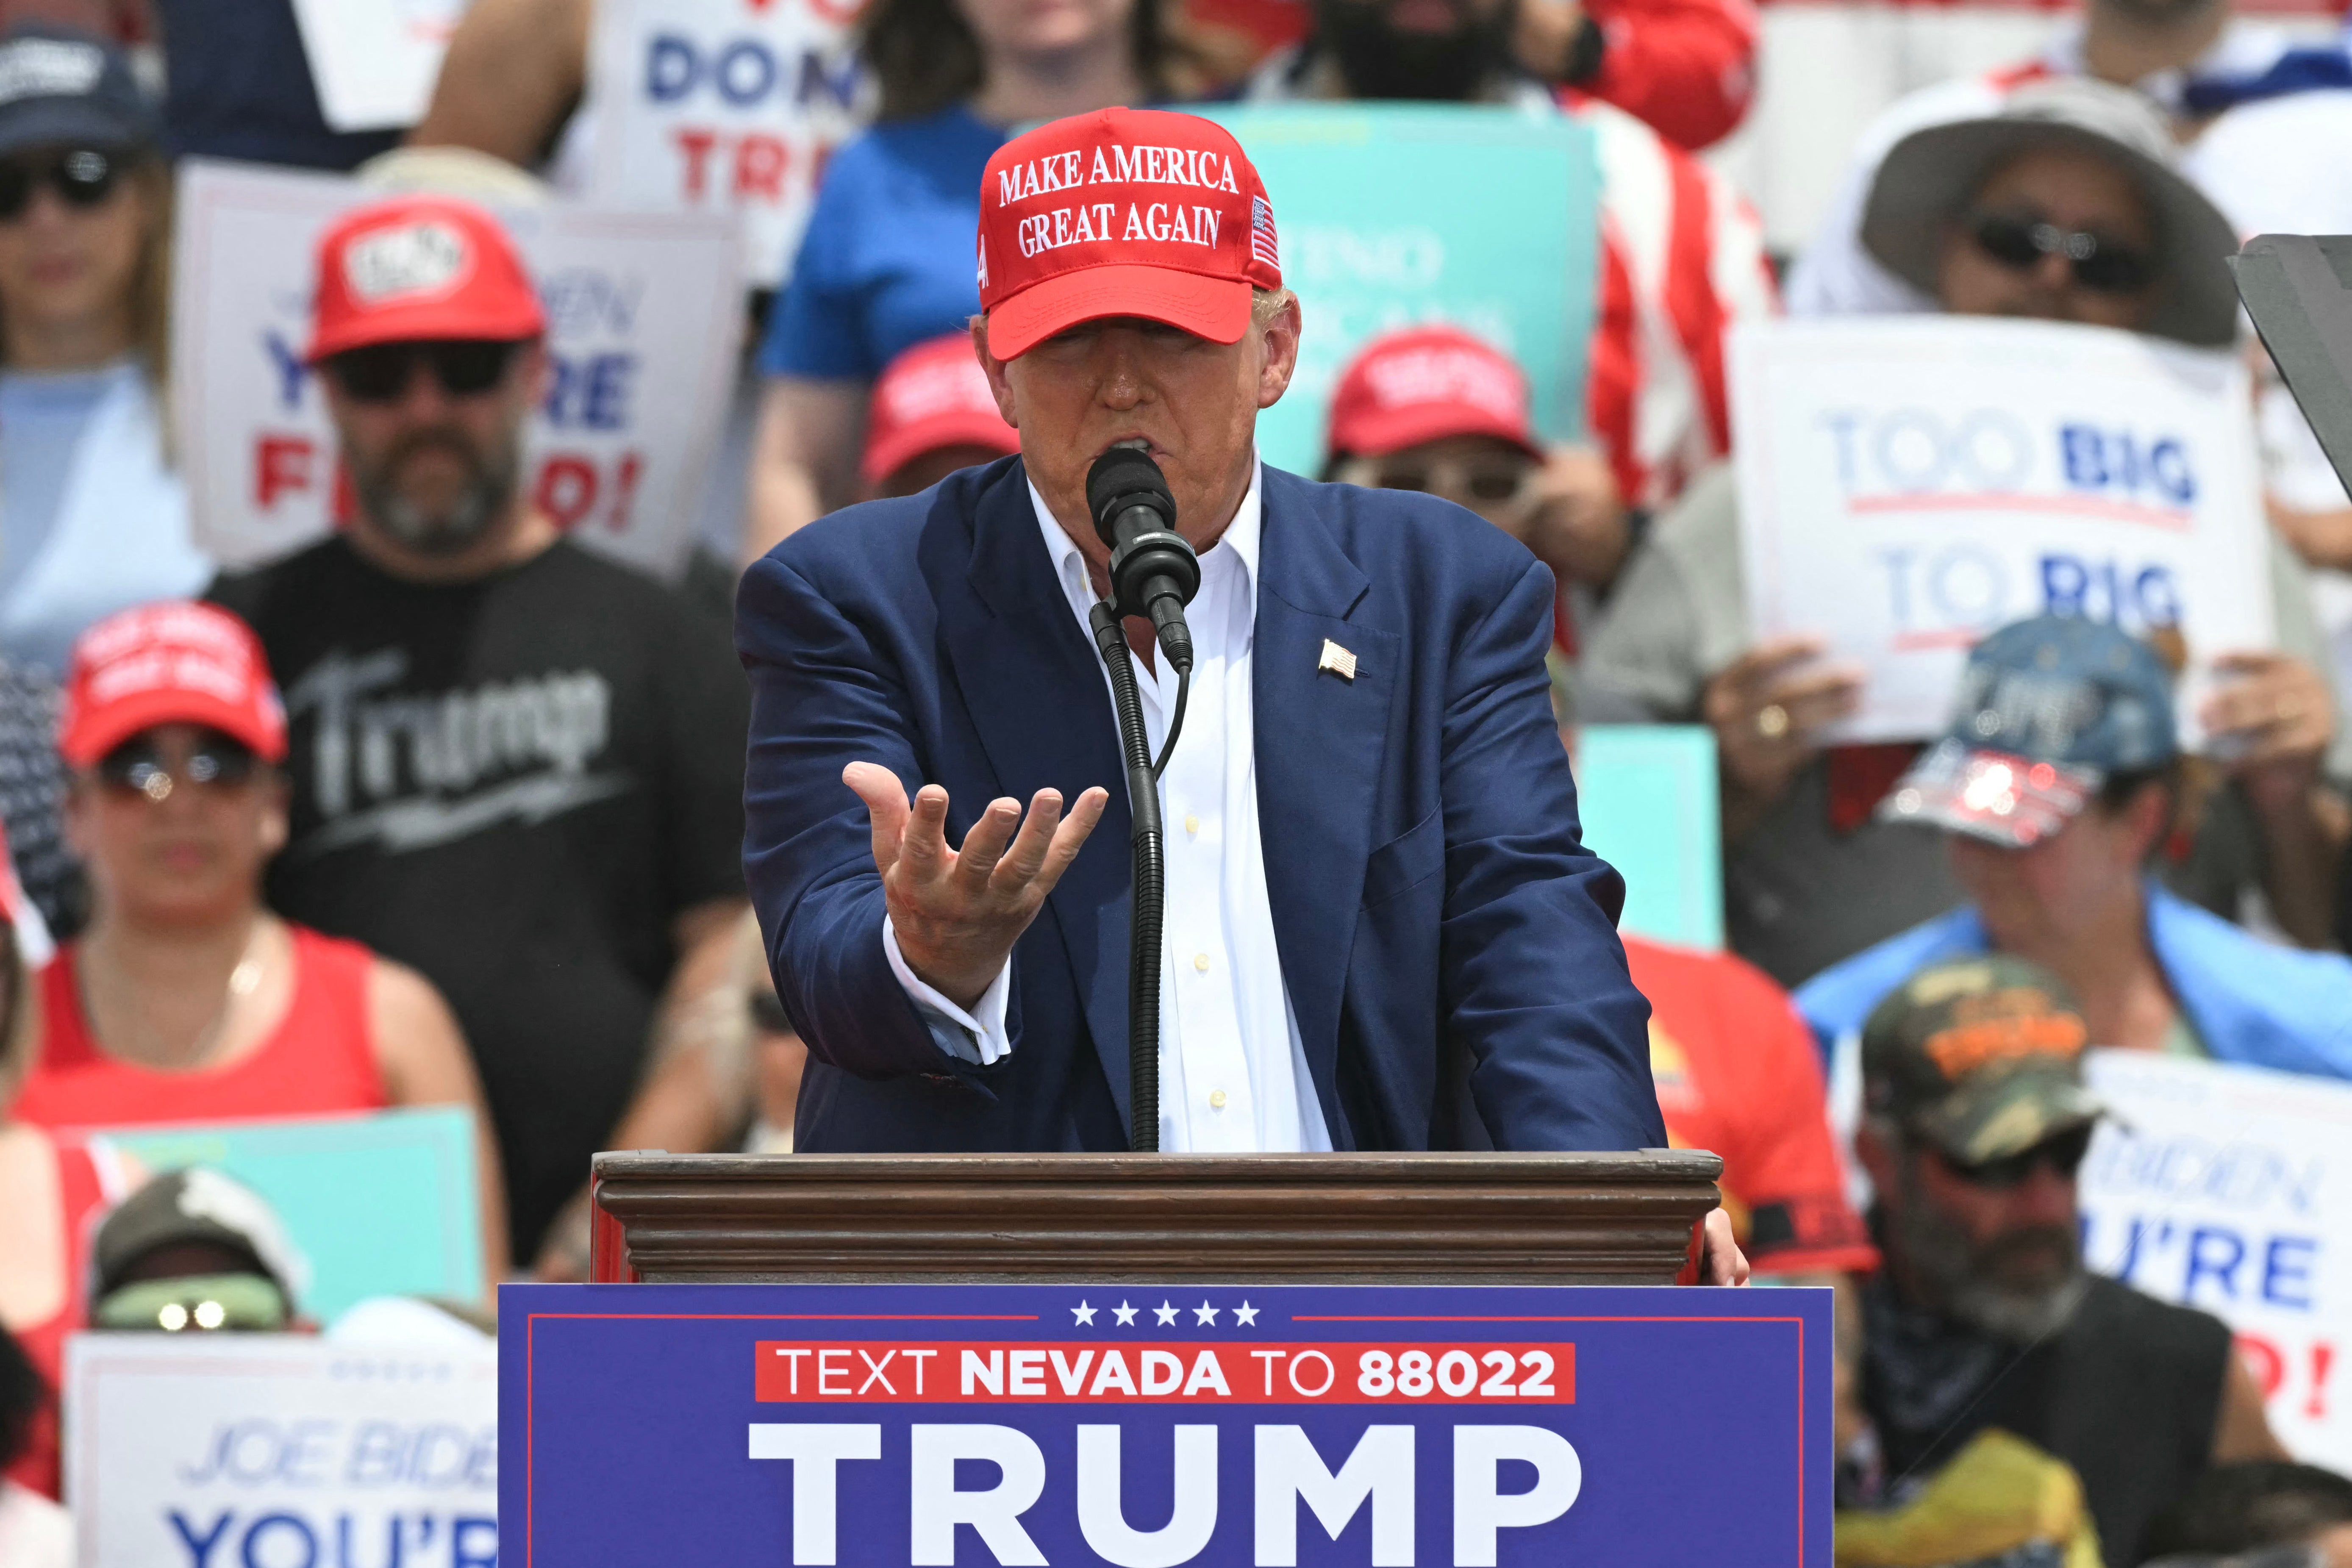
[1251,195,1279,268]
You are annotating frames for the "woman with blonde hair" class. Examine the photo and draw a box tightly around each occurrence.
[0,24,208,674]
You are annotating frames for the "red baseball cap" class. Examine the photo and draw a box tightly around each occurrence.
[58,602,289,768]
[306,195,546,364]
[863,334,1019,487]
[1327,327,1542,461]
[977,107,1282,361]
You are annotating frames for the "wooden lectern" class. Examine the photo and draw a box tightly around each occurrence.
[587,1151,1723,1287]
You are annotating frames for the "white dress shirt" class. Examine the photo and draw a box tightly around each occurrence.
[883,462,1331,1152]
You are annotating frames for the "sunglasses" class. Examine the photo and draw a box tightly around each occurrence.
[0,147,126,221]
[1349,456,1535,509]
[325,339,520,404]
[93,1272,289,1333]
[1966,210,2157,296]
[1938,1122,2096,1191]
[96,732,260,802]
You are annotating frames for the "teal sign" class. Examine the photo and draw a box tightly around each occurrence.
[1574,725,1724,951]
[1206,104,1601,476]
[89,1106,485,1321]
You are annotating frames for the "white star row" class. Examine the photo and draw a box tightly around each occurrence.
[1069,1299,1261,1328]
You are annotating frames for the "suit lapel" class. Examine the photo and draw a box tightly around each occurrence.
[935,460,1139,1126]
[1251,471,1397,1141]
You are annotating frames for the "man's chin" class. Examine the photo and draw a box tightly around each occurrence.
[1950,1268,2089,1343]
[378,500,499,557]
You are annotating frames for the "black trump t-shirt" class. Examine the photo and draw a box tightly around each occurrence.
[211,538,749,1261]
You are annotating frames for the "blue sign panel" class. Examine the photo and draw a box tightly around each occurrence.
[501,1283,1829,1567]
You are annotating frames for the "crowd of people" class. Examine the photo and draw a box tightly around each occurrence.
[0,0,2341,1564]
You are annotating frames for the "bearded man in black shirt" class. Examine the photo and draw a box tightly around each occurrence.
[1842,956,2285,1565]
[208,194,750,1271]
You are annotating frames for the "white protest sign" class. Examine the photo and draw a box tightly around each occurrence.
[65,1335,497,1568]
[578,0,870,289]
[172,160,742,578]
[2078,1050,2352,1470]
[290,0,469,133]
[1731,317,2274,741]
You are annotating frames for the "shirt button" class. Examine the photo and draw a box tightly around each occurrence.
[1185,813,1200,835]
[1209,1089,1228,1110]
[1193,952,1210,972]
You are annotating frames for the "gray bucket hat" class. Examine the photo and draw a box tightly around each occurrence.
[1860,77,2240,349]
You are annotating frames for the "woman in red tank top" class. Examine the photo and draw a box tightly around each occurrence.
[9,603,508,1270]
[0,810,127,1503]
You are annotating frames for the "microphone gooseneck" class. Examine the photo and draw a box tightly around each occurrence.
[1091,600,1163,1154]
[1082,445,1198,1154]
[1087,446,1199,676]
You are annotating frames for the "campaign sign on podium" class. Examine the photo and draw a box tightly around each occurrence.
[502,1282,1830,1565]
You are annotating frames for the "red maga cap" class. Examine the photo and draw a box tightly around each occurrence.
[306,195,546,364]
[863,334,1019,487]
[58,602,289,768]
[1327,327,1541,461]
[977,107,1282,361]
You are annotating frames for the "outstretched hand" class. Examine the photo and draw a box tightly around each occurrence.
[845,761,1108,1010]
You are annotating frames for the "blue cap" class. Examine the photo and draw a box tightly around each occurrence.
[1880,614,2176,848]
[0,25,160,161]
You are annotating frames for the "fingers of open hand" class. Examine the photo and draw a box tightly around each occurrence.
[843,761,912,874]
[990,790,1066,893]
[952,796,1024,887]
[1039,787,1110,890]
[896,785,952,881]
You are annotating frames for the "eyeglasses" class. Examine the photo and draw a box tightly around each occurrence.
[93,1273,290,1333]
[325,339,520,404]
[1966,210,2157,296]
[1939,1123,2096,1190]
[95,733,260,802]
[1354,457,1535,508]
[0,147,125,222]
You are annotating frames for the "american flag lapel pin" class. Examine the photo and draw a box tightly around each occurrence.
[1318,638,1358,681]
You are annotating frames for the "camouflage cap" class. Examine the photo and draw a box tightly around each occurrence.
[1861,955,2105,1166]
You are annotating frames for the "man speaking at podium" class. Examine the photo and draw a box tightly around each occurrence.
[737,108,1675,1208]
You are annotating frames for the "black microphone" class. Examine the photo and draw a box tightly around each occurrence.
[1086,446,1198,675]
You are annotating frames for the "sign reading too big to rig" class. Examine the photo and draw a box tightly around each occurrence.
[503,1283,1830,1565]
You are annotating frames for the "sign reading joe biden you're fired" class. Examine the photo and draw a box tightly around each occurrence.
[1730,317,2275,742]
[68,1336,497,1568]
[171,160,743,580]
[2078,1051,2352,1473]
[502,1283,1830,1565]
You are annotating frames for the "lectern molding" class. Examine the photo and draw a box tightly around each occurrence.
[590,1149,1724,1287]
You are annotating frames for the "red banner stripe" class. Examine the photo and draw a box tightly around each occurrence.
[753,1342,1574,1406]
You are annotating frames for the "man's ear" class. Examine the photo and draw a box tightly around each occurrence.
[1256,294,1303,410]
[2122,778,2174,863]
[971,316,1019,428]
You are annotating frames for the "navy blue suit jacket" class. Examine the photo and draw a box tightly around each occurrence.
[736,456,1664,1153]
